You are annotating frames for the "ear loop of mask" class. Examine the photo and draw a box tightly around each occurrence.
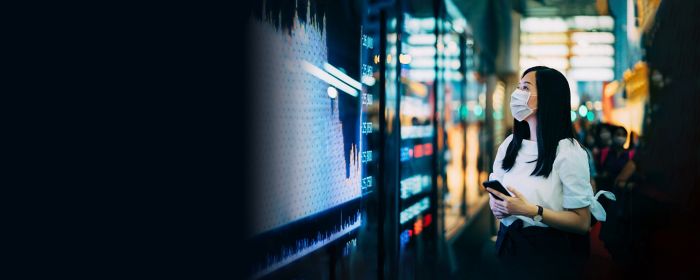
[527,94,537,110]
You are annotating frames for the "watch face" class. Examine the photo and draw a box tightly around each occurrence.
[534,216,542,222]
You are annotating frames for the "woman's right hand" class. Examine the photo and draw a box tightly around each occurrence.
[489,195,510,219]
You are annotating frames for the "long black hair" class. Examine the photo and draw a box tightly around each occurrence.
[501,66,579,178]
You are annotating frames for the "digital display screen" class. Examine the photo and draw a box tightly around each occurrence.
[398,14,436,251]
[247,0,375,279]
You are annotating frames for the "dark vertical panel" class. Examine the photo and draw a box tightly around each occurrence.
[380,2,401,278]
[376,9,386,280]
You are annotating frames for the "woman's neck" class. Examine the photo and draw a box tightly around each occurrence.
[526,116,538,142]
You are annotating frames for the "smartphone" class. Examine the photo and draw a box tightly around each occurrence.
[482,180,511,201]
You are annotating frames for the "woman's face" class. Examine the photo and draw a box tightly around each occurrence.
[613,129,627,146]
[517,71,538,110]
[614,128,626,138]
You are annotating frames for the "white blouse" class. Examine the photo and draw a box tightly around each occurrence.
[489,134,615,228]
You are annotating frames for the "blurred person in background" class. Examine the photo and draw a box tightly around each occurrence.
[598,126,634,191]
[574,118,585,143]
[575,117,593,144]
[585,124,601,167]
[582,130,598,192]
[597,125,612,148]
[593,124,612,185]
[598,125,635,265]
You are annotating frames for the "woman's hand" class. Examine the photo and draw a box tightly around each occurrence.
[488,195,510,219]
[615,160,637,190]
[487,186,537,217]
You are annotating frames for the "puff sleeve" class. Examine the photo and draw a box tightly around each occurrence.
[554,140,616,221]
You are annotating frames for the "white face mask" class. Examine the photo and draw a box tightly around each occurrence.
[614,136,627,145]
[510,89,536,122]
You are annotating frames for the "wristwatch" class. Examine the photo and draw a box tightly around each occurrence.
[533,205,543,222]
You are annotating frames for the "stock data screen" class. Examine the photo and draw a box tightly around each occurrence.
[398,14,437,256]
[247,0,377,278]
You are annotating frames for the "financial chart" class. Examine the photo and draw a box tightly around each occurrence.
[248,1,370,278]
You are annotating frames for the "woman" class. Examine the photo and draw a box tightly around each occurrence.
[487,66,614,279]
[598,126,636,262]
[594,124,613,171]
[599,125,634,190]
